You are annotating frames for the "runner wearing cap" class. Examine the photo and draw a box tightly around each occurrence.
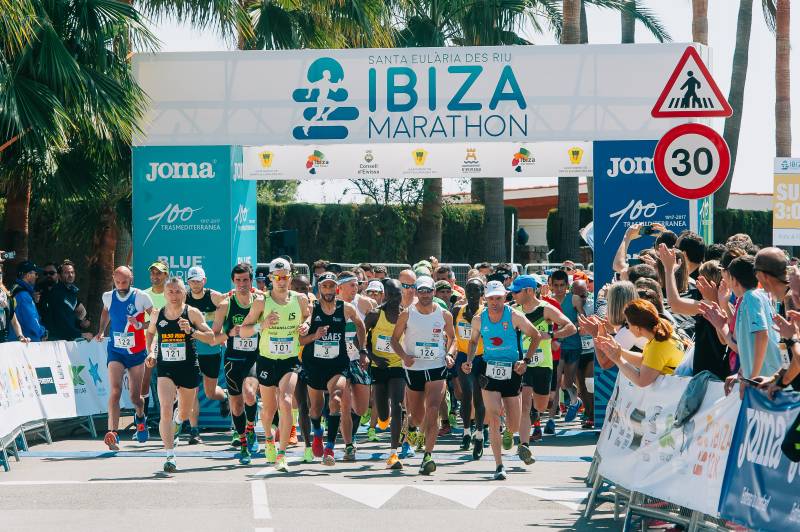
[211,263,262,465]
[137,260,169,432]
[462,280,541,480]
[365,280,384,305]
[240,258,310,472]
[299,272,366,466]
[363,279,407,468]
[145,277,215,473]
[184,266,229,444]
[95,266,153,449]
[390,275,456,475]
[510,275,576,459]
[336,270,375,461]
[449,278,488,458]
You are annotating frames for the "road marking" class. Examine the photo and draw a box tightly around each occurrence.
[416,484,498,509]
[254,528,274,532]
[0,479,176,486]
[251,480,271,520]
[318,483,404,509]
[511,486,592,511]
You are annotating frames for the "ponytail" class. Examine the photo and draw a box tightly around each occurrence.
[652,318,673,342]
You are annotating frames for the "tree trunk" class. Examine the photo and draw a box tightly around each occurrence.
[86,206,118,327]
[776,0,791,158]
[115,218,132,267]
[556,176,580,261]
[2,178,31,264]
[715,0,752,210]
[692,0,709,44]
[418,178,443,259]
[562,0,581,45]
[483,178,506,261]
[580,0,588,43]
[471,178,485,204]
[621,0,636,43]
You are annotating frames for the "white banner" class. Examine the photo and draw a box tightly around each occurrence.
[0,343,45,439]
[597,375,741,516]
[21,341,77,420]
[242,141,592,180]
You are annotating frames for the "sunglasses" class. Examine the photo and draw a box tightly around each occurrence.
[417,288,433,294]
[271,274,291,281]
[401,282,416,289]
[366,290,382,296]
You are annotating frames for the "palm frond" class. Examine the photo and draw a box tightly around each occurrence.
[762,0,776,33]
[584,0,671,42]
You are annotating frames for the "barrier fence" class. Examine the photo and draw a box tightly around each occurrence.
[585,374,800,531]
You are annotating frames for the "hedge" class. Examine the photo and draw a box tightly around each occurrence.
[546,205,594,252]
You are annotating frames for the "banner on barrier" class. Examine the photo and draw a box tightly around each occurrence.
[597,375,740,516]
[0,343,45,438]
[22,341,77,420]
[719,387,800,530]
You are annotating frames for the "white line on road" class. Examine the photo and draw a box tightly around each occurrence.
[0,480,176,486]
[254,528,274,532]
[251,480,271,520]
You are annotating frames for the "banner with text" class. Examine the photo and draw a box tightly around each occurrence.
[719,387,800,530]
[773,158,800,246]
[0,343,47,439]
[597,375,740,516]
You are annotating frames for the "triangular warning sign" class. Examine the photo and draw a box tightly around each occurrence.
[317,483,404,509]
[651,46,732,118]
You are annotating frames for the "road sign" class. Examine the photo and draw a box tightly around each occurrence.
[651,47,733,118]
[653,123,731,200]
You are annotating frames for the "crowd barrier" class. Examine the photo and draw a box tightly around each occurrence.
[586,374,800,531]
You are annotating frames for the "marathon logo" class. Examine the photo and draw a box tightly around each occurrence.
[35,367,57,395]
[737,408,786,470]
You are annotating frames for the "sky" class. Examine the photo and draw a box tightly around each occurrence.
[147,0,799,203]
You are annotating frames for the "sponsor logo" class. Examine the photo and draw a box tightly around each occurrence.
[70,365,86,386]
[145,161,216,182]
[233,204,255,231]
[606,156,654,177]
[461,148,482,174]
[35,367,56,395]
[412,148,428,167]
[292,57,359,140]
[306,150,329,175]
[259,151,274,168]
[364,150,374,163]
[88,358,102,386]
[736,407,798,483]
[511,147,535,173]
[358,150,378,176]
[159,320,169,328]
[145,203,209,245]
[489,337,503,346]
[568,146,584,165]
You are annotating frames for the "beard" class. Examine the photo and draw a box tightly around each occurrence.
[321,293,336,303]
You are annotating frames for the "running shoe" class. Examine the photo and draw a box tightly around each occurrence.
[415,432,425,452]
[134,415,149,443]
[367,427,378,442]
[377,417,391,431]
[461,434,472,451]
[219,395,230,418]
[264,441,277,463]
[303,447,314,463]
[360,409,372,426]
[544,419,556,435]
[494,464,507,480]
[532,425,543,441]
[400,441,415,459]
[104,431,119,451]
[517,443,535,465]
[472,437,484,460]
[438,421,451,437]
[405,429,418,446]
[275,454,289,472]
[288,426,298,446]
[239,447,251,465]
[448,412,458,428]
[322,447,336,466]
[343,443,356,462]
[386,452,403,470]
[502,429,514,450]
[246,430,259,454]
[231,431,241,448]
[163,456,177,473]
[565,398,583,423]
[188,428,202,445]
[419,454,436,475]
[582,418,594,430]
[312,434,324,458]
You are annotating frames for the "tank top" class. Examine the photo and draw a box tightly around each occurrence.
[370,310,402,368]
[303,300,349,367]
[155,305,197,366]
[259,291,302,359]
[143,288,165,323]
[345,295,369,360]
[517,302,553,369]
[186,288,220,356]
[558,292,581,351]
[224,293,258,360]
[108,288,146,355]
[455,305,483,355]
[402,304,446,371]
[479,306,521,364]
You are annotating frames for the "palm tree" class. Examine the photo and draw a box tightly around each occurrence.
[775,0,790,158]
[621,0,635,43]
[692,0,708,44]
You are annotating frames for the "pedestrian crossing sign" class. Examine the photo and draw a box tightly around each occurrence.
[651,46,732,118]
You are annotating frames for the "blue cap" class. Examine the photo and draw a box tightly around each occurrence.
[509,274,538,293]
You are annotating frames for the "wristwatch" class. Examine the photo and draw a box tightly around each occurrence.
[359,347,369,356]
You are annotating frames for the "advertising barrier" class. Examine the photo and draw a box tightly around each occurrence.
[773,157,800,245]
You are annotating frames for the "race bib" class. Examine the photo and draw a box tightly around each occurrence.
[233,336,258,352]
[457,323,472,340]
[113,332,135,349]
[486,360,513,380]
[346,331,358,356]
[268,336,293,356]
[529,349,544,367]
[161,342,186,362]
[314,340,339,359]
[779,342,791,369]
[581,335,594,352]
[375,334,395,354]
[414,342,438,360]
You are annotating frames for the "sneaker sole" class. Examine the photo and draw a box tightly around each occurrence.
[388,462,403,470]
[323,459,336,466]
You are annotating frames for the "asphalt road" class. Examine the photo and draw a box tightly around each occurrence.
[1,420,622,532]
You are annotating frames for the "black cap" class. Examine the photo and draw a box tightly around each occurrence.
[17,260,40,277]
[317,272,338,284]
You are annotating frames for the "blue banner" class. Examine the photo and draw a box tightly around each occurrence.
[719,387,800,530]
[592,140,691,427]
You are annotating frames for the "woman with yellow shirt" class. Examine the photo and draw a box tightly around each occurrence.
[595,299,685,387]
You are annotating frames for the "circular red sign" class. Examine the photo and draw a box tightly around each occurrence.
[653,123,731,200]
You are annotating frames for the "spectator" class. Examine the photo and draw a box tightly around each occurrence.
[10,261,47,341]
[627,263,658,285]
[47,260,92,341]
[705,243,726,262]
[655,248,689,296]
[676,231,706,281]
[372,265,388,279]
[358,263,374,280]
[0,262,29,343]
[475,262,492,277]
[36,262,59,329]
[655,230,678,249]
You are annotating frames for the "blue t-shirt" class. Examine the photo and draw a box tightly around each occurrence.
[558,292,581,351]
[734,289,783,378]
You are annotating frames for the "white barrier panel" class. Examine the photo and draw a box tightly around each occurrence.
[0,343,45,438]
[597,375,740,516]
[21,341,78,420]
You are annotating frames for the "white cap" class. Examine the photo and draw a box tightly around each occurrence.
[485,280,507,298]
[366,280,384,292]
[269,258,291,273]
[415,276,434,290]
[187,266,205,281]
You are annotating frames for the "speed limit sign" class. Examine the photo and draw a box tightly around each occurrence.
[653,123,731,200]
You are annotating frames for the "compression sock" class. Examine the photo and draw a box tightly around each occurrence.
[326,413,341,448]
[233,413,246,437]
[351,412,361,440]
[245,402,258,424]
[311,416,323,436]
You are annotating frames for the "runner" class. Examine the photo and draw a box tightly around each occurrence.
[299,272,366,466]
[240,258,310,472]
[95,266,153,450]
[185,266,229,444]
[363,279,406,468]
[449,278,488,459]
[139,260,168,431]
[211,263,261,465]
[390,275,456,475]
[549,270,585,424]
[336,270,375,461]
[462,280,541,480]
[145,277,215,472]
[510,275,576,460]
